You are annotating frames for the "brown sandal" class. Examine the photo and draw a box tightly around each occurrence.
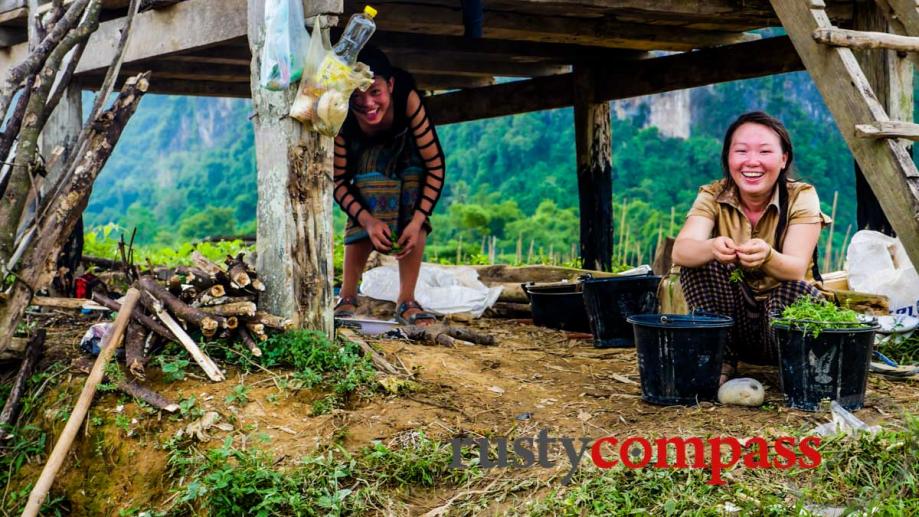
[334,296,358,318]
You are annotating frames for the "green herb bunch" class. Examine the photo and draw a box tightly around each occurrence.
[729,268,744,284]
[771,296,868,337]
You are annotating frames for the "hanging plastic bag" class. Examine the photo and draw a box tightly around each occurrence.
[259,0,309,91]
[290,9,376,136]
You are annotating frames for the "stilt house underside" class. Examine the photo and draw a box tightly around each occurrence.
[1,0,856,123]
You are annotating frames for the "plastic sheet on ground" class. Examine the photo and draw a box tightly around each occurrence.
[359,264,502,318]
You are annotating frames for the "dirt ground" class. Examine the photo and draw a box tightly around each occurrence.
[6,307,919,515]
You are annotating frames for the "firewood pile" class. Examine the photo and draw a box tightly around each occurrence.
[89,251,291,384]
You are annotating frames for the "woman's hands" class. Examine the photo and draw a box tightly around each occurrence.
[710,237,773,269]
[735,238,772,269]
[395,220,424,260]
[362,214,426,260]
[711,236,738,264]
[364,217,392,253]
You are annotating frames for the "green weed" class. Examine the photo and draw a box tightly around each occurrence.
[261,330,377,410]
[224,384,250,406]
[771,296,867,337]
[157,357,189,383]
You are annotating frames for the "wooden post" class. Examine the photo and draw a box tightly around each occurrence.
[247,1,336,336]
[853,1,912,235]
[573,66,612,272]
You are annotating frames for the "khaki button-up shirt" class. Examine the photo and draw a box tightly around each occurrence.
[687,179,832,295]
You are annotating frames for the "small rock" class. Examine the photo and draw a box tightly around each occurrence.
[718,378,765,407]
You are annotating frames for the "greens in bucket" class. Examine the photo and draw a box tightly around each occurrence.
[771,296,871,337]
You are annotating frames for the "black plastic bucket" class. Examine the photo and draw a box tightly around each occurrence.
[523,282,591,333]
[771,320,877,411]
[582,275,661,348]
[628,313,732,405]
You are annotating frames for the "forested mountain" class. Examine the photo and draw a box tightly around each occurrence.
[85,70,863,267]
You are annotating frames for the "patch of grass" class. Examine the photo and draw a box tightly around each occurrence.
[0,363,71,514]
[163,431,482,515]
[261,329,377,410]
[771,296,867,337]
[525,416,919,515]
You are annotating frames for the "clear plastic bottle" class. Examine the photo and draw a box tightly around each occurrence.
[334,5,377,65]
[316,5,377,90]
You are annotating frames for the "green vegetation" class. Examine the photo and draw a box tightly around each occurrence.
[83,223,253,267]
[260,330,377,414]
[771,296,868,337]
[163,431,480,515]
[729,268,744,284]
[528,416,919,515]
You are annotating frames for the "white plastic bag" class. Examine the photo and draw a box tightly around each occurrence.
[259,0,308,90]
[359,265,503,318]
[847,230,919,315]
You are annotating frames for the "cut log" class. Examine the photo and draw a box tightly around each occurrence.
[0,329,44,439]
[200,301,257,317]
[252,310,292,330]
[22,288,139,517]
[224,316,238,330]
[92,292,175,343]
[225,256,251,288]
[238,326,262,357]
[117,379,179,412]
[167,274,183,295]
[490,282,528,303]
[191,250,227,280]
[209,284,226,298]
[138,276,224,337]
[148,295,225,382]
[250,278,266,292]
[245,322,267,341]
[29,296,108,311]
[174,266,217,290]
[196,295,255,307]
[484,302,531,319]
[124,320,145,379]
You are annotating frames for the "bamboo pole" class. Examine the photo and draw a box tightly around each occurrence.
[822,190,838,272]
[516,233,523,264]
[527,239,534,264]
[456,234,462,264]
[835,224,853,271]
[669,206,676,237]
[23,288,140,517]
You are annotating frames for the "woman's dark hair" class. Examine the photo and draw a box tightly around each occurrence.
[721,111,794,251]
[357,44,393,79]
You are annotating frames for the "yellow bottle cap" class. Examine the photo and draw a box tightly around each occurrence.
[364,5,377,18]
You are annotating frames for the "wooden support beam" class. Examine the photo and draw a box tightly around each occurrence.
[367,30,647,64]
[573,66,612,272]
[80,75,251,98]
[249,0,335,336]
[345,1,761,51]
[856,121,919,140]
[770,0,919,268]
[427,36,803,125]
[413,73,495,91]
[390,51,570,78]
[813,27,919,52]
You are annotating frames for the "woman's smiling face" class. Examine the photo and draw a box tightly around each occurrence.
[727,122,788,199]
[351,76,394,130]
